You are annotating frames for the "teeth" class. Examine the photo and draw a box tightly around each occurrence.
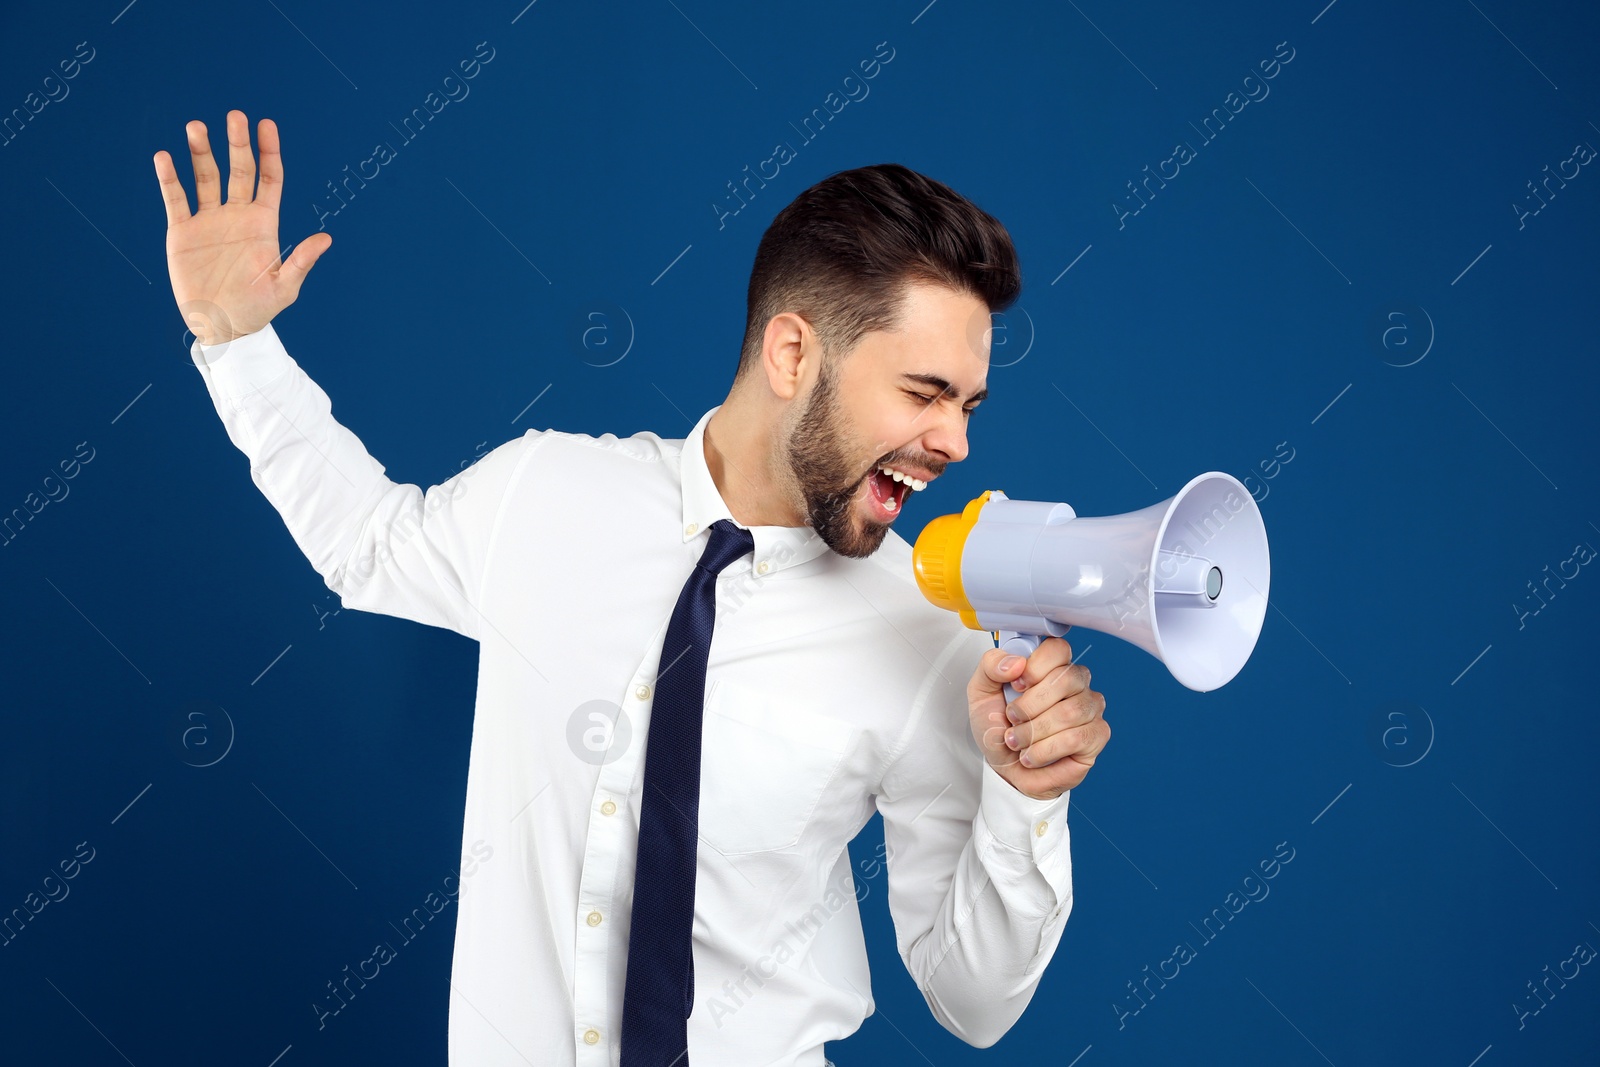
[878,465,927,492]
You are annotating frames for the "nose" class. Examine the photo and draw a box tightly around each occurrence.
[922,404,969,465]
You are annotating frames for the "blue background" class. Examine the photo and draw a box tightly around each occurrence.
[2,1,1597,1063]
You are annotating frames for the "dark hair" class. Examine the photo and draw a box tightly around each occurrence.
[734,163,1022,384]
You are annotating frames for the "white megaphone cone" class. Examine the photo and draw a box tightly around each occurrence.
[912,472,1270,692]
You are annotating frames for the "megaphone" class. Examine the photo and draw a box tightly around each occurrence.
[912,472,1269,693]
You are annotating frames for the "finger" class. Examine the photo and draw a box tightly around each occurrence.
[1012,635,1074,694]
[274,232,332,298]
[1028,662,1094,714]
[1007,660,1090,726]
[187,119,221,210]
[1006,688,1106,751]
[152,150,192,227]
[1020,717,1110,770]
[256,117,283,212]
[224,110,256,206]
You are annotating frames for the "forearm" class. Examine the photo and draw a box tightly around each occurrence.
[193,325,383,571]
[189,323,494,637]
[903,765,1073,1047]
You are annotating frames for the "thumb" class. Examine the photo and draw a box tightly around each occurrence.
[277,232,331,299]
[969,647,1026,705]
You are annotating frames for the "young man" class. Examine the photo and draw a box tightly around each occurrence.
[156,111,1109,1066]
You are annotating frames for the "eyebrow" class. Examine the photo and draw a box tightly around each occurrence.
[900,373,988,405]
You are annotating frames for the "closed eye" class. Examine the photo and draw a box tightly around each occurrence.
[907,389,978,414]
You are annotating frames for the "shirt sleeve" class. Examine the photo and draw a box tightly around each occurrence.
[189,322,540,641]
[873,625,1074,1048]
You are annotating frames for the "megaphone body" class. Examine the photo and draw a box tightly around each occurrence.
[913,472,1270,693]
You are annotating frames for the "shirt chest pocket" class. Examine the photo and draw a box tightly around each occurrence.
[696,676,860,856]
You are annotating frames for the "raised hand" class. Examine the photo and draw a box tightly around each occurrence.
[154,110,330,346]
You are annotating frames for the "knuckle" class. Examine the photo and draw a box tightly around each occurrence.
[1039,663,1068,695]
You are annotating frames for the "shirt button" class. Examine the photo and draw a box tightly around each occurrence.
[583,1028,600,1045]
[634,683,651,701]
[586,909,603,927]
[685,523,698,537]
[756,560,770,575]
[1035,820,1049,837]
[600,799,617,816]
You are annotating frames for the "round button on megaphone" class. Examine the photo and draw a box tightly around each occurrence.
[913,472,1270,692]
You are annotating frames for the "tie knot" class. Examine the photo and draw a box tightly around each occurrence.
[698,518,755,576]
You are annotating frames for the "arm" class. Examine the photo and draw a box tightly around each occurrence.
[190,322,537,639]
[875,628,1096,1046]
[159,110,531,638]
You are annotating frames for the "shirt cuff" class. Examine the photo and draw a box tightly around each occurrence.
[975,759,1071,854]
[190,321,294,399]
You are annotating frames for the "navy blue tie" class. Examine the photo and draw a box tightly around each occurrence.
[621,518,755,1066]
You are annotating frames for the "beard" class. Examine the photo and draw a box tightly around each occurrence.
[784,358,895,559]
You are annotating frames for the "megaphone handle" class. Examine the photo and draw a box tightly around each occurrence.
[996,631,1044,706]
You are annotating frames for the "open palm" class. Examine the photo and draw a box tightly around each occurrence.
[154,110,330,346]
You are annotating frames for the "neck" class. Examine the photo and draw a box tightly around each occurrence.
[703,392,805,528]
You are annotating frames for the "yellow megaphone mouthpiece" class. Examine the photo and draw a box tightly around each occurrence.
[911,490,992,631]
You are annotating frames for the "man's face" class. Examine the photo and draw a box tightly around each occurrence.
[783,281,992,559]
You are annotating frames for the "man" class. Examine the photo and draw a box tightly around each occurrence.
[155,110,1110,1066]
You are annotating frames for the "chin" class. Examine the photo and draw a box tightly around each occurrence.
[804,480,895,560]
[821,506,891,559]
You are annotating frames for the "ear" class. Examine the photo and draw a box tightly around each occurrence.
[761,311,820,401]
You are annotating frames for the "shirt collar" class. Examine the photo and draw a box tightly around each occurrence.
[680,405,830,579]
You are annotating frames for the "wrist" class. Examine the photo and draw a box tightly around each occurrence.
[987,757,1066,802]
[178,298,254,349]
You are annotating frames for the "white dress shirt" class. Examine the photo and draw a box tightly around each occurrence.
[190,322,1074,1066]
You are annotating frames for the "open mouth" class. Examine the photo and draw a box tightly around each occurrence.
[866,467,912,519]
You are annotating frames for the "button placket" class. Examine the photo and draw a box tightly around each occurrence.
[572,650,653,1061]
